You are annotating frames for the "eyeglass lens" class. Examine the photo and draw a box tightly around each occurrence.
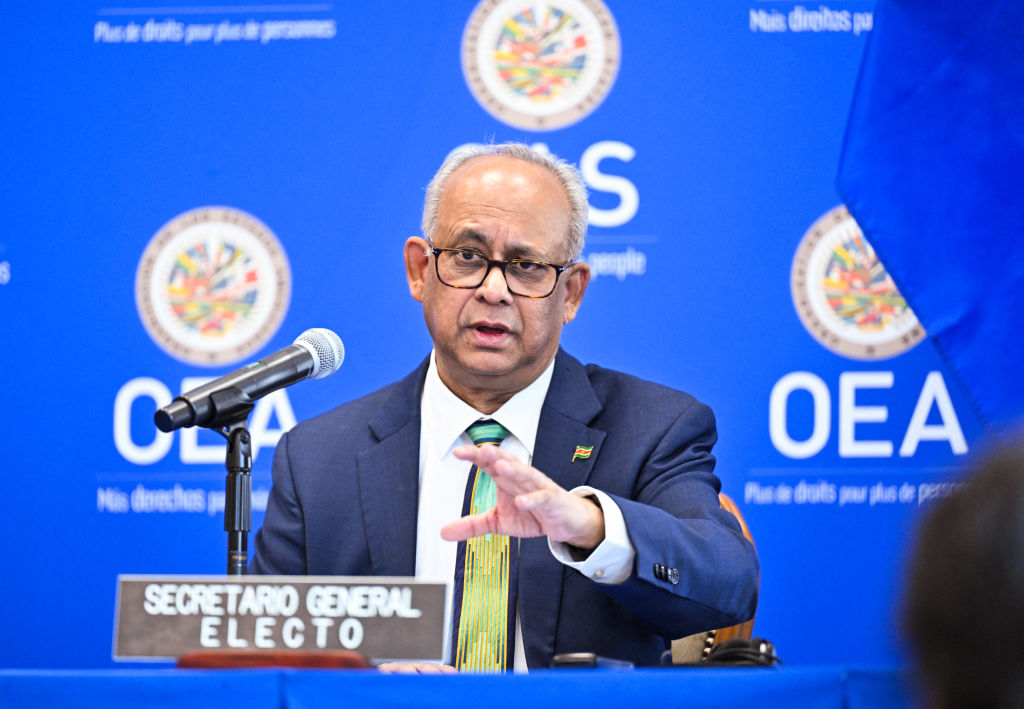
[436,250,557,296]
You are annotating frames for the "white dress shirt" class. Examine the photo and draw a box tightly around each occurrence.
[415,351,636,670]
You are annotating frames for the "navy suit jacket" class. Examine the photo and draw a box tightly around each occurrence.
[250,349,759,667]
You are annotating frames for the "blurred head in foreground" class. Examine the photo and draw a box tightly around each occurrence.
[904,441,1024,709]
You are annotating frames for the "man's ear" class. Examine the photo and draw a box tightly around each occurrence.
[561,261,590,324]
[404,236,430,303]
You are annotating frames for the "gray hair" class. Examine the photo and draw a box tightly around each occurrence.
[421,142,588,262]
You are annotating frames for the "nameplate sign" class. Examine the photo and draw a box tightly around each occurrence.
[114,575,447,662]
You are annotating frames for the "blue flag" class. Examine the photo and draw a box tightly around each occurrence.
[837,0,1024,434]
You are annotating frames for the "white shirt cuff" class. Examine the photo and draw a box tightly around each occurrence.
[548,486,636,584]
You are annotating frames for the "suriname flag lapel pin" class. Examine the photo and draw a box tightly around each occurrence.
[572,445,594,463]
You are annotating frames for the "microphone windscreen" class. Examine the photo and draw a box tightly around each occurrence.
[295,328,345,378]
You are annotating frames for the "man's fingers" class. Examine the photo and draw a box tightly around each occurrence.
[453,443,507,466]
[453,445,552,496]
[447,445,603,545]
[514,488,557,513]
[489,459,543,496]
[440,512,496,542]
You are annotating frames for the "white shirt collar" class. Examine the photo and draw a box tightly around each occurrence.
[422,350,556,457]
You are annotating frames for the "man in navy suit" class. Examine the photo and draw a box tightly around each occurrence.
[250,143,758,670]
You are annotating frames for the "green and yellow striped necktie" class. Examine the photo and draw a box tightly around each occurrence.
[450,419,516,671]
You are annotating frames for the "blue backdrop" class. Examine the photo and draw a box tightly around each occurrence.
[2,0,985,668]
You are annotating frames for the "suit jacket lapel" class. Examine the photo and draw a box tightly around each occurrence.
[519,349,606,667]
[356,359,429,576]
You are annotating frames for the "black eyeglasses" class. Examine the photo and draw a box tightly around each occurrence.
[428,245,572,298]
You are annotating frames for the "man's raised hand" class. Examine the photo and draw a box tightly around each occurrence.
[440,444,605,550]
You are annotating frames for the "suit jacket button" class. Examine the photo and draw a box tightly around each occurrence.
[667,568,680,585]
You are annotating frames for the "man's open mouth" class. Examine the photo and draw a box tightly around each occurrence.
[475,324,507,335]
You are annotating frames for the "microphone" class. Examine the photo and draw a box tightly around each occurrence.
[154,328,344,432]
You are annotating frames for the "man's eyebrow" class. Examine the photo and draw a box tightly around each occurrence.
[447,230,554,261]
[448,230,489,249]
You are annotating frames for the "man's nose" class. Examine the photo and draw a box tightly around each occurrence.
[477,262,513,302]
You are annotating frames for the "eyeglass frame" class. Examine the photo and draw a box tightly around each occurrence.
[426,243,575,299]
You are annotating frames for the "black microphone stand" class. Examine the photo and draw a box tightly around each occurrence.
[221,421,253,575]
[206,388,255,575]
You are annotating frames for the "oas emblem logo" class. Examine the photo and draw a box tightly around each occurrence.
[791,204,925,360]
[462,0,620,131]
[135,206,291,366]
